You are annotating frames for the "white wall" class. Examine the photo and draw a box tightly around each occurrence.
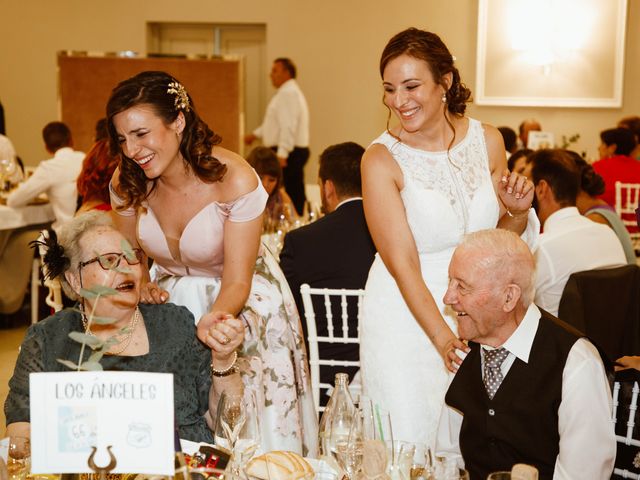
[1,0,639,180]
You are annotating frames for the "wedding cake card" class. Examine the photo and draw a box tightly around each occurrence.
[30,371,174,475]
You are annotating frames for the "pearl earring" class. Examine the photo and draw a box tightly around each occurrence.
[441,93,447,104]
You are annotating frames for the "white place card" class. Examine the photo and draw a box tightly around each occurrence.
[30,371,175,475]
[527,131,555,150]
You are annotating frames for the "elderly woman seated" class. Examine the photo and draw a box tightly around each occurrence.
[4,211,243,442]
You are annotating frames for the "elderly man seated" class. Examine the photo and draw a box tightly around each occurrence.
[436,229,615,480]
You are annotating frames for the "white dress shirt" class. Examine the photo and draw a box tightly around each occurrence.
[534,207,626,316]
[436,304,616,479]
[253,78,309,159]
[7,147,84,231]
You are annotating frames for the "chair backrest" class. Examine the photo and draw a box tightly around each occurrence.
[558,265,640,361]
[615,181,640,251]
[300,283,364,413]
[612,370,640,478]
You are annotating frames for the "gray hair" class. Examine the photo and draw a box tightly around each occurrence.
[56,211,115,300]
[458,229,536,306]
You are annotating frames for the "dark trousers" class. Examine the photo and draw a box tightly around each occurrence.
[283,147,309,215]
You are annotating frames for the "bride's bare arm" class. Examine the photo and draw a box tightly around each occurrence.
[362,144,466,370]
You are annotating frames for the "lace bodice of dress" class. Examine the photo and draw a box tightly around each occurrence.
[372,119,500,254]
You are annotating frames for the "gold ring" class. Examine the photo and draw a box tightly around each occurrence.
[220,335,230,345]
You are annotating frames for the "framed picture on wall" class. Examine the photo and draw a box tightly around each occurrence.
[475,0,628,107]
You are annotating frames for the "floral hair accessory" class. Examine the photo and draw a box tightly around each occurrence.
[167,81,191,112]
[29,229,70,282]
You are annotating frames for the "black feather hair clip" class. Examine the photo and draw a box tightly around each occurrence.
[29,229,70,283]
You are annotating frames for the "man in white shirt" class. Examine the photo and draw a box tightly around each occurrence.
[7,122,84,231]
[245,57,310,215]
[530,149,626,316]
[436,228,615,479]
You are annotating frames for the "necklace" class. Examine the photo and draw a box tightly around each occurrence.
[81,306,142,356]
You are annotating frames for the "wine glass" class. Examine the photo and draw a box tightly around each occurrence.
[234,392,261,468]
[6,436,30,480]
[214,392,246,453]
[335,408,364,480]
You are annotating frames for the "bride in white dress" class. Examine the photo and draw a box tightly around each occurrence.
[360,28,539,449]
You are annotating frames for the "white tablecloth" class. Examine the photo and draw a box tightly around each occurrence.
[0,203,55,231]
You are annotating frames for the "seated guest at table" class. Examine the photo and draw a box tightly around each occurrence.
[76,138,118,213]
[530,149,626,316]
[279,142,376,403]
[0,133,23,185]
[592,127,640,208]
[498,126,517,158]
[506,148,533,178]
[436,228,615,480]
[6,121,84,231]
[618,115,640,160]
[246,146,297,231]
[572,151,636,264]
[4,212,243,441]
[518,118,541,149]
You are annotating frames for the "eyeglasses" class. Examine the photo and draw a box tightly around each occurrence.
[78,249,144,271]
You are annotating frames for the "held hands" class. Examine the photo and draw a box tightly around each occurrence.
[499,169,534,217]
[198,311,244,363]
[139,281,169,304]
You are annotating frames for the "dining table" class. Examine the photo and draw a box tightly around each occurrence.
[0,196,55,256]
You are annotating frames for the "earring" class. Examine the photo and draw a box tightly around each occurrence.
[441,93,447,104]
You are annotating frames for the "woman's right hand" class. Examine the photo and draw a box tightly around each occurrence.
[139,281,169,304]
[198,312,245,366]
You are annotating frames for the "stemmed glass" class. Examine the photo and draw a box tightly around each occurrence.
[334,408,364,480]
[6,436,30,480]
[215,392,246,453]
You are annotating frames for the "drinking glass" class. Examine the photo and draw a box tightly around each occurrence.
[335,408,364,480]
[6,436,30,480]
[487,473,511,480]
[214,392,246,453]
[432,453,468,480]
[234,393,261,468]
[386,441,415,480]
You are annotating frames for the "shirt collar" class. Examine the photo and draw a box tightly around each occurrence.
[543,206,579,232]
[336,197,362,210]
[498,303,541,364]
[53,147,73,158]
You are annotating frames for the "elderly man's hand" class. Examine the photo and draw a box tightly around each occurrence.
[139,281,169,304]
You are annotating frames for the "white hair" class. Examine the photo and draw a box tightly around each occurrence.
[458,228,536,306]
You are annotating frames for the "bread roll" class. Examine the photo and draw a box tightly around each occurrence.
[246,451,313,480]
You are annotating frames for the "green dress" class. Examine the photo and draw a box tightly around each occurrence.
[4,303,214,443]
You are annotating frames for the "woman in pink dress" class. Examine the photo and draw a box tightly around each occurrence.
[106,71,316,455]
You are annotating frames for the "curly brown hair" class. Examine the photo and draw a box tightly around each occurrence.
[106,71,226,210]
[379,28,472,148]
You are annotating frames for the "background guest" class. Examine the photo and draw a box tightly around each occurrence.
[530,149,626,316]
[592,127,640,208]
[506,148,533,177]
[518,118,542,149]
[437,228,615,480]
[618,115,640,160]
[7,121,83,231]
[498,126,517,158]
[280,142,376,405]
[245,58,310,215]
[572,151,636,264]
[246,146,297,230]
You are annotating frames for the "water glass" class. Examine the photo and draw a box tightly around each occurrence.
[6,436,30,480]
[432,453,468,480]
[214,392,246,452]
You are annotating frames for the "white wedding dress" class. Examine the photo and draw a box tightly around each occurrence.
[360,118,501,449]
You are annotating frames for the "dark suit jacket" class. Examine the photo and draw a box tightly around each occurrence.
[279,199,376,401]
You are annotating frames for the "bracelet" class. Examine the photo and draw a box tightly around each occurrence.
[211,351,238,377]
[506,207,530,219]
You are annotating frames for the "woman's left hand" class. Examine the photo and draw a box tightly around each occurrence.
[198,311,244,358]
[498,169,534,216]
